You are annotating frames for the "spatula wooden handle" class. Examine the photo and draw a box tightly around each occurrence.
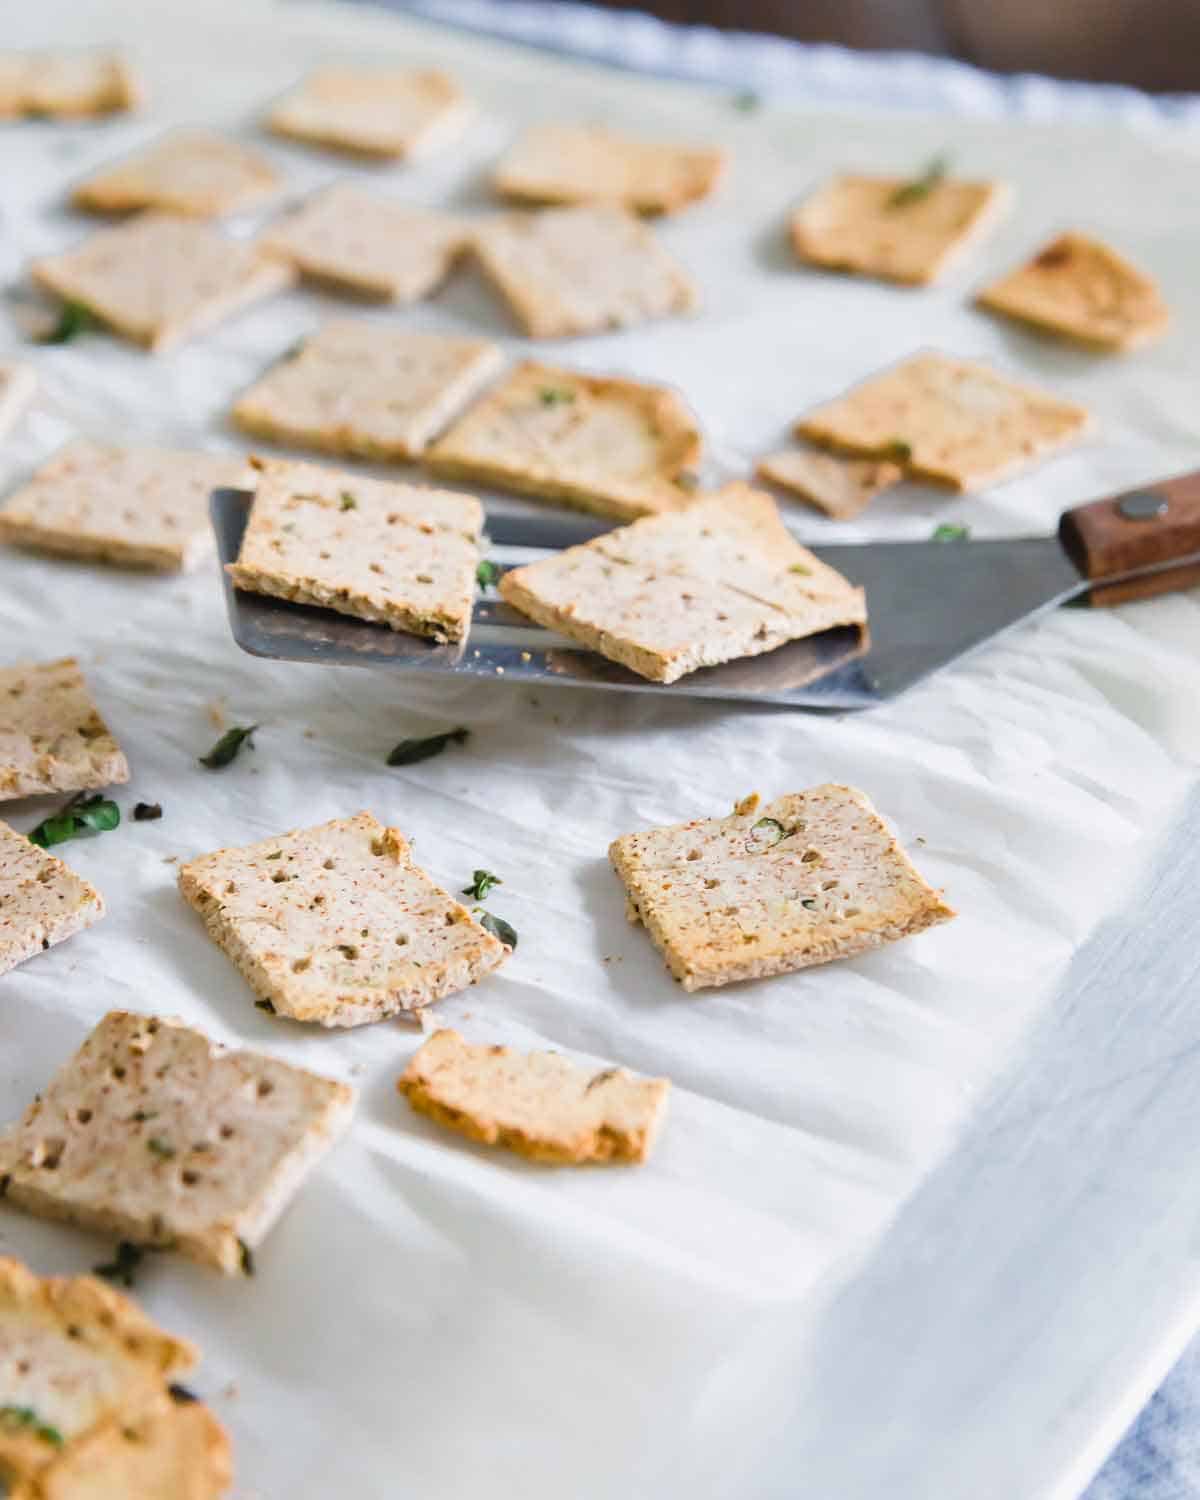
[1058,471,1200,606]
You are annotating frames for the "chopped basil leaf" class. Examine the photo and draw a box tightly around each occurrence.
[538,387,575,406]
[801,897,819,910]
[147,1137,175,1159]
[0,1406,64,1449]
[238,1239,255,1277]
[340,491,357,511]
[475,559,501,591]
[461,869,502,901]
[747,816,786,852]
[132,801,163,821]
[36,299,94,345]
[199,724,257,769]
[476,909,518,950]
[888,154,949,209]
[29,792,120,848]
[931,523,971,542]
[883,439,913,463]
[386,727,468,766]
[93,1241,144,1288]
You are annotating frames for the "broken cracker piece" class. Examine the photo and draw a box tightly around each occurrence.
[0,51,139,119]
[755,448,902,520]
[0,1010,356,1275]
[425,359,702,523]
[795,350,1093,492]
[610,783,955,991]
[398,1029,669,1164]
[228,456,483,642]
[267,66,472,159]
[71,129,280,217]
[0,657,128,801]
[0,820,105,977]
[178,812,509,1027]
[0,364,36,445]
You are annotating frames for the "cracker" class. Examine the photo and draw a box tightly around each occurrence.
[0,821,105,977]
[178,812,510,1027]
[498,484,867,683]
[610,785,955,991]
[795,350,1093,492]
[790,172,1009,286]
[0,657,128,801]
[493,124,725,216]
[398,1029,670,1165]
[31,213,294,354]
[471,204,698,338]
[71,130,280,218]
[755,448,902,520]
[260,182,470,302]
[227,456,483,642]
[0,443,252,572]
[425,360,702,522]
[0,51,139,119]
[232,321,502,461]
[267,66,472,159]
[0,1011,356,1275]
[0,364,36,445]
[976,232,1170,352]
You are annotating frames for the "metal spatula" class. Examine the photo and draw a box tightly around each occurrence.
[210,472,1200,711]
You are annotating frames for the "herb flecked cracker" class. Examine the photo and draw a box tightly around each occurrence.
[232,321,503,461]
[71,129,280,217]
[0,51,139,119]
[398,1029,670,1165]
[178,812,510,1027]
[790,171,1009,286]
[0,363,36,445]
[0,657,128,802]
[0,1256,231,1499]
[0,1010,356,1275]
[976,232,1170,352]
[266,66,473,159]
[471,203,698,338]
[795,350,1093,492]
[228,457,484,642]
[755,448,903,521]
[425,359,703,522]
[0,820,105,977]
[31,213,295,354]
[610,785,955,991]
[499,484,867,683]
[493,124,725,216]
[0,442,252,572]
[260,181,471,302]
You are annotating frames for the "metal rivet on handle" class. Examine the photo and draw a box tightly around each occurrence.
[1118,490,1170,520]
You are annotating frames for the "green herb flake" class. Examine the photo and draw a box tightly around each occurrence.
[747,817,787,853]
[461,869,502,901]
[146,1137,176,1159]
[339,491,357,511]
[0,1406,64,1449]
[199,724,258,769]
[238,1239,255,1277]
[475,559,501,591]
[883,439,913,463]
[29,792,120,849]
[887,153,950,210]
[35,299,94,345]
[731,89,761,113]
[476,909,518,950]
[931,523,971,542]
[93,1240,144,1288]
[538,387,575,407]
[801,897,819,910]
[386,727,469,767]
[788,563,811,576]
[674,470,701,494]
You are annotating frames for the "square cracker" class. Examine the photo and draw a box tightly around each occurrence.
[232,321,502,461]
[260,182,470,302]
[493,124,725,216]
[498,484,867,684]
[755,448,902,520]
[31,213,295,354]
[0,820,105,976]
[178,812,510,1027]
[0,1010,356,1275]
[472,203,698,339]
[228,456,483,642]
[0,442,252,572]
[71,129,280,217]
[0,657,128,801]
[790,172,1009,286]
[267,66,472,159]
[976,232,1170,352]
[795,350,1093,492]
[610,784,955,991]
[0,363,36,444]
[425,360,702,522]
[0,51,139,119]
[398,1029,670,1165]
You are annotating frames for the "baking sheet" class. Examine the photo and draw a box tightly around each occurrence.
[1,3,1199,1496]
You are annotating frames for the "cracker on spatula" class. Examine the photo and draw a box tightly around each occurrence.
[425,360,702,522]
[976,231,1170,352]
[0,820,105,977]
[755,448,902,520]
[0,363,36,445]
[611,785,955,991]
[260,181,470,302]
[266,65,472,159]
[232,320,502,461]
[178,812,510,1027]
[0,1256,231,1500]
[0,657,128,802]
[0,51,139,119]
[790,169,1009,286]
[398,1029,670,1165]
[0,1010,356,1275]
[498,484,867,683]
[0,442,252,572]
[795,350,1093,492]
[493,123,725,216]
[228,456,483,642]
[71,129,280,217]
[471,203,698,338]
[31,213,295,354]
